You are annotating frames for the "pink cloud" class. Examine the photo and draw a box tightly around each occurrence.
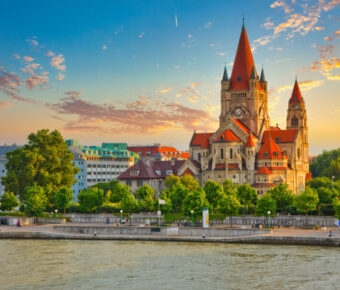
[50,54,66,71]
[24,56,34,62]
[0,101,12,110]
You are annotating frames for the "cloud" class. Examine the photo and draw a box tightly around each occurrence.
[174,65,180,69]
[57,72,65,80]
[175,14,178,28]
[102,44,108,50]
[277,80,324,93]
[310,57,340,72]
[0,101,12,110]
[13,54,20,60]
[327,74,340,80]
[48,91,217,134]
[24,74,48,90]
[204,21,212,29]
[138,32,144,38]
[315,26,325,30]
[27,37,38,46]
[50,54,66,71]
[270,0,292,14]
[324,28,340,41]
[46,51,54,56]
[156,87,172,94]
[24,56,34,62]
[188,95,199,103]
[216,52,225,56]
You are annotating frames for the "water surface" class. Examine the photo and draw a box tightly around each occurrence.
[0,240,339,289]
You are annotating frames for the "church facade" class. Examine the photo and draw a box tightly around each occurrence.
[188,24,310,194]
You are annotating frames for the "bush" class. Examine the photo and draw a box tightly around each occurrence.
[96,204,120,213]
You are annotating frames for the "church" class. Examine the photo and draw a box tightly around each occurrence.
[187,23,310,194]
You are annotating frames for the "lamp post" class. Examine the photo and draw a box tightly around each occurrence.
[332,176,335,189]
[55,209,58,224]
[120,209,123,226]
[190,210,194,228]
[267,211,271,231]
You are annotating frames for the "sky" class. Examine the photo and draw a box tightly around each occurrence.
[0,0,339,154]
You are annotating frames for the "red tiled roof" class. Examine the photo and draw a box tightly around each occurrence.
[215,129,241,142]
[181,168,194,176]
[306,172,312,181]
[270,126,281,132]
[257,135,285,159]
[181,152,190,159]
[229,26,262,91]
[245,132,255,147]
[289,80,304,105]
[190,132,214,148]
[262,129,298,144]
[214,163,240,170]
[256,167,273,175]
[232,118,251,135]
[128,145,186,159]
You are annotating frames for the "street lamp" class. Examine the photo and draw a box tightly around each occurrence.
[332,176,335,189]
[190,210,194,228]
[267,210,271,231]
[120,209,123,225]
[55,209,58,224]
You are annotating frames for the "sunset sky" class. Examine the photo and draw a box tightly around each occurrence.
[0,0,339,154]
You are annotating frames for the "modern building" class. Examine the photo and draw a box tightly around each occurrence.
[118,158,200,193]
[128,145,190,161]
[0,145,19,196]
[67,140,137,199]
[183,23,310,195]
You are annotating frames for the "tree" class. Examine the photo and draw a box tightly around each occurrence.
[180,174,199,191]
[307,177,333,189]
[158,191,172,214]
[0,192,19,212]
[223,179,237,194]
[316,187,337,216]
[136,184,155,212]
[168,183,189,213]
[55,187,74,214]
[310,148,340,179]
[78,187,104,213]
[204,180,224,213]
[294,187,319,226]
[109,182,130,203]
[2,129,79,204]
[256,193,276,217]
[24,185,48,223]
[268,183,293,213]
[182,187,209,217]
[333,199,340,219]
[217,193,240,227]
[164,174,180,190]
[236,184,258,214]
[120,193,139,213]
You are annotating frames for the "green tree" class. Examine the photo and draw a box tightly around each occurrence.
[168,183,189,213]
[109,182,130,203]
[333,199,340,219]
[164,174,180,190]
[78,187,104,213]
[217,193,240,227]
[307,177,332,189]
[256,193,277,216]
[316,187,337,216]
[158,191,172,214]
[294,187,319,225]
[204,180,224,213]
[180,174,199,191]
[55,187,74,214]
[136,184,155,212]
[0,192,19,212]
[120,193,139,213]
[236,184,258,214]
[182,187,209,217]
[310,148,340,179]
[223,179,237,194]
[2,129,79,204]
[24,185,48,223]
[268,183,293,213]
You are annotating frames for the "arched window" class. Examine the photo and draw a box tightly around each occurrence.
[230,148,233,159]
[221,136,224,141]
[221,148,224,159]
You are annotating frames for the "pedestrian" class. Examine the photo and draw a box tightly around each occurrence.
[328,230,333,237]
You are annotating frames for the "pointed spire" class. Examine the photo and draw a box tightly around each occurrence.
[245,131,255,147]
[229,23,257,90]
[222,66,228,81]
[289,79,304,105]
[250,64,256,79]
[242,16,245,30]
[260,66,266,82]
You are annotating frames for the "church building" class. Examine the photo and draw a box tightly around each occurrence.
[188,23,310,194]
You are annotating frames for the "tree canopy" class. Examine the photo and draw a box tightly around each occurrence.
[136,184,155,211]
[294,187,319,225]
[2,129,78,204]
[0,192,19,212]
[182,187,209,217]
[24,185,48,219]
[55,187,74,214]
[236,184,258,213]
[268,183,293,213]
[204,180,224,213]
[78,187,104,213]
[256,193,276,216]
[217,193,240,227]
[109,182,130,203]
[310,148,340,179]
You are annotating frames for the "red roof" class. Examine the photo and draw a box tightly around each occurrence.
[245,132,255,147]
[215,129,241,142]
[181,168,194,176]
[262,129,298,144]
[181,152,190,159]
[306,172,312,181]
[289,80,304,105]
[128,145,187,159]
[229,25,261,91]
[232,118,253,136]
[214,163,239,170]
[270,126,281,132]
[257,135,285,159]
[190,132,213,148]
[256,167,273,175]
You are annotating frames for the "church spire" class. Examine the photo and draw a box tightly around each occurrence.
[250,64,256,79]
[222,66,228,81]
[289,79,304,104]
[229,21,257,90]
[260,66,266,82]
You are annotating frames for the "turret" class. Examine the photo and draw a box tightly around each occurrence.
[249,64,258,90]
[221,66,230,91]
[260,66,267,91]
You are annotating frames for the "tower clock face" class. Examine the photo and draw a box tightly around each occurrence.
[235,108,242,116]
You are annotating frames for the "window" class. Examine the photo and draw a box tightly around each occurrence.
[276,137,280,143]
[275,152,279,157]
[230,148,233,159]
[126,180,132,186]
[237,75,241,82]
[166,170,173,175]
[155,170,161,175]
[221,148,224,159]
[130,170,140,176]
[220,136,224,141]
[146,152,151,157]
[198,153,201,161]
[264,152,268,158]
[137,180,143,187]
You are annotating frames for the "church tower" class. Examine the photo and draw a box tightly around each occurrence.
[219,22,269,136]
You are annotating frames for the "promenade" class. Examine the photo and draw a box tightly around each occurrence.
[1,224,339,247]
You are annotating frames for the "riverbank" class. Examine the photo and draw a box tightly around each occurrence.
[0,224,339,247]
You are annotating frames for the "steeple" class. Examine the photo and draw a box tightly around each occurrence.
[245,131,255,147]
[222,66,228,81]
[250,64,256,79]
[260,67,266,82]
[229,22,257,90]
[289,79,304,104]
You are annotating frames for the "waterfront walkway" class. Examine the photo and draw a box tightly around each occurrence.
[1,224,339,247]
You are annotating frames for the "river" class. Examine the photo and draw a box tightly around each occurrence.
[0,240,339,289]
